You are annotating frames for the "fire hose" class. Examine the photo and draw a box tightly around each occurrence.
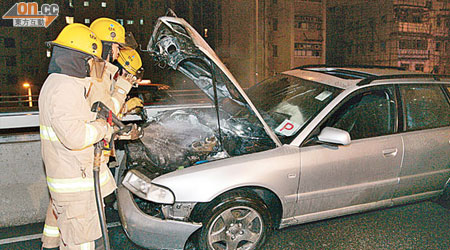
[91,101,135,250]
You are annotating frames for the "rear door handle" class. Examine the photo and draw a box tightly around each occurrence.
[382,148,398,158]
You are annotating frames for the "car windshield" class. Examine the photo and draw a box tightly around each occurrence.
[247,73,343,143]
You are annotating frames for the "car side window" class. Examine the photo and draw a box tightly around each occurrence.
[325,86,397,140]
[399,84,450,131]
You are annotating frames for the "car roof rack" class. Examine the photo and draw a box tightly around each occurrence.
[293,64,407,71]
[357,74,450,86]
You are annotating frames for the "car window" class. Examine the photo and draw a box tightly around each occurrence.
[399,84,450,131]
[326,86,397,140]
[247,74,342,144]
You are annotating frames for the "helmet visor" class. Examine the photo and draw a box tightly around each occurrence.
[119,32,138,49]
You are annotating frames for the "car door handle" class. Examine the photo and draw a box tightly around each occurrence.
[382,148,398,158]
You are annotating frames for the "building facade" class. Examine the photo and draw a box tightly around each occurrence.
[327,0,450,73]
[218,0,327,87]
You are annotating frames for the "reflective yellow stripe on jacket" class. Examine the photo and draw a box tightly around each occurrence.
[40,125,60,142]
[47,171,110,193]
[43,224,60,238]
[41,124,100,149]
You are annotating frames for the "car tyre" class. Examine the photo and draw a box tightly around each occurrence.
[198,191,272,250]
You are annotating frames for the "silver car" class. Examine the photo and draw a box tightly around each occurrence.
[117,16,450,250]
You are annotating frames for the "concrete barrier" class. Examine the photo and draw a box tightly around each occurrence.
[0,133,48,227]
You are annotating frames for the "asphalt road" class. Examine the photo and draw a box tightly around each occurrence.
[1,200,449,250]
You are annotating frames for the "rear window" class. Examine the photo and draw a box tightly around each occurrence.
[399,84,450,131]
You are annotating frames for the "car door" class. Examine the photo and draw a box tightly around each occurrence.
[295,85,403,220]
[393,83,450,200]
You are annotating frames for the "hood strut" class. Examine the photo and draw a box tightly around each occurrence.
[209,59,223,148]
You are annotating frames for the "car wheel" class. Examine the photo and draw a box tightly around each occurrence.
[198,191,272,250]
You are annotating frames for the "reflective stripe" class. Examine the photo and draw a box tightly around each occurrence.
[40,125,60,142]
[47,171,110,193]
[43,224,60,238]
[80,241,94,250]
[111,97,121,114]
[83,124,99,148]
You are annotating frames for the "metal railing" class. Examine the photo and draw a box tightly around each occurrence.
[0,95,38,108]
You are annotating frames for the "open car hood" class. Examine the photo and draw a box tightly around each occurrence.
[123,17,282,179]
[147,17,280,146]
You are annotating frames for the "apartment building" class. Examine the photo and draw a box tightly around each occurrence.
[327,0,450,73]
[218,0,326,87]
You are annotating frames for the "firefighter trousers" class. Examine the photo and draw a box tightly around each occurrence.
[41,199,106,250]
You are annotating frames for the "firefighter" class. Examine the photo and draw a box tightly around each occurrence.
[88,17,144,117]
[115,48,144,115]
[88,18,144,207]
[39,23,116,250]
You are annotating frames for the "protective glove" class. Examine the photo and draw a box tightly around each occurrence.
[114,76,133,96]
[93,118,115,165]
[95,118,115,143]
[124,97,144,114]
[117,123,143,140]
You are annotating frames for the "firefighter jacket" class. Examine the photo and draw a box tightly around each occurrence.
[86,61,133,116]
[39,73,116,203]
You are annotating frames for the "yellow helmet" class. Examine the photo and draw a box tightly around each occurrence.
[90,17,137,49]
[52,23,102,58]
[117,49,143,78]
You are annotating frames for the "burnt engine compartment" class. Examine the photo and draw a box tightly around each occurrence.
[125,107,275,173]
[125,17,276,174]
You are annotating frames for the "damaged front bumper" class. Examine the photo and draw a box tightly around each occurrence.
[117,185,202,250]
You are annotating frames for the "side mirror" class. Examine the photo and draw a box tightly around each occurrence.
[317,127,351,146]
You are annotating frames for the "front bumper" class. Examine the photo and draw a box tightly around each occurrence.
[117,185,202,250]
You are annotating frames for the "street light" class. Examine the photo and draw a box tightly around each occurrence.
[23,82,32,107]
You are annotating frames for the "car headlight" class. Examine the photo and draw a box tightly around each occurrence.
[122,169,175,204]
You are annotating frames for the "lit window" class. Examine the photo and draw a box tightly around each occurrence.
[46,50,51,58]
[69,0,73,8]
[127,20,134,25]
[140,19,144,25]
[117,19,124,25]
[84,1,89,6]
[65,16,74,24]
[101,2,106,7]
[84,18,90,24]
